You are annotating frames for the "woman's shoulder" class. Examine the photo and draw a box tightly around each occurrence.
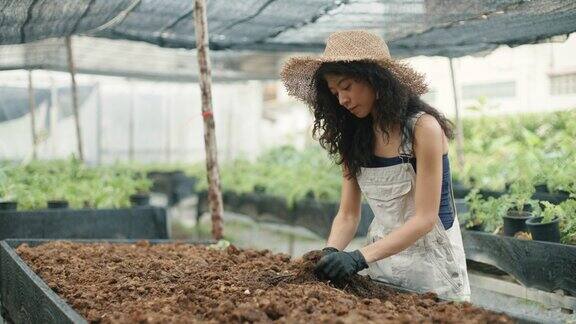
[412,113,442,133]
[412,113,443,142]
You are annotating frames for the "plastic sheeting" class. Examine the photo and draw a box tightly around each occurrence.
[0,84,93,123]
[463,230,576,295]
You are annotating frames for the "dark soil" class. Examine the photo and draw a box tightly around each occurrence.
[16,241,513,323]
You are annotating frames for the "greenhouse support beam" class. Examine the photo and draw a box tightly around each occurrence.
[96,83,103,165]
[194,0,224,240]
[66,36,84,161]
[27,70,37,160]
[49,77,58,156]
[129,80,135,161]
[164,95,171,162]
[449,58,465,169]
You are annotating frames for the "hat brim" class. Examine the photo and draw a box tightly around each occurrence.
[281,55,429,105]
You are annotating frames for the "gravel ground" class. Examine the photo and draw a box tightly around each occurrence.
[470,286,576,324]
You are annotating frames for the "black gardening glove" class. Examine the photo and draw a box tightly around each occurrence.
[314,250,368,281]
[321,246,340,256]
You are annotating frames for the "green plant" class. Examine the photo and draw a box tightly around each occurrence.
[132,174,153,194]
[538,201,565,223]
[505,180,537,213]
[558,199,576,244]
[0,167,17,201]
[0,158,154,210]
[453,109,576,194]
[464,189,507,232]
[189,145,341,208]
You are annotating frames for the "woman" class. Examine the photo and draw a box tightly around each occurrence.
[281,30,470,301]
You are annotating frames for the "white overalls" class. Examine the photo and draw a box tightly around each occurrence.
[357,112,471,301]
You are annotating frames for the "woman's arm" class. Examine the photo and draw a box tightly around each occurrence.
[359,114,444,262]
[325,167,363,250]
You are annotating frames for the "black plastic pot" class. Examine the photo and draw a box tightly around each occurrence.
[534,184,548,193]
[222,190,240,209]
[0,201,18,211]
[526,216,561,243]
[130,193,150,206]
[257,194,290,223]
[147,171,197,206]
[478,189,505,199]
[253,185,266,194]
[237,193,259,216]
[452,182,471,199]
[467,223,485,232]
[532,191,570,205]
[502,210,531,237]
[47,200,69,209]
[305,190,316,200]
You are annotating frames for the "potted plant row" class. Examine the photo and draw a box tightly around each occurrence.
[0,160,153,211]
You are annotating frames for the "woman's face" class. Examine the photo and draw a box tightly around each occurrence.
[325,74,376,118]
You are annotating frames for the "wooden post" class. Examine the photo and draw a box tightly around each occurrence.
[194,0,224,240]
[27,70,37,159]
[66,36,84,161]
[449,58,465,169]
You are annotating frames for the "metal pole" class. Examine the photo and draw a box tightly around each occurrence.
[66,36,84,161]
[194,0,224,240]
[129,80,135,161]
[449,58,465,169]
[226,103,233,162]
[49,76,58,157]
[164,94,171,163]
[27,70,37,160]
[96,83,103,165]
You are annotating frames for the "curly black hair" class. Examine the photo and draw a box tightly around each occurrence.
[312,60,454,179]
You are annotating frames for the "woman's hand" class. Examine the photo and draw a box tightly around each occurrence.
[321,246,340,256]
[314,250,368,281]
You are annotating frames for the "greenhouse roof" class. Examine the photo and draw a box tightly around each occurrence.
[1,0,574,57]
[0,36,283,82]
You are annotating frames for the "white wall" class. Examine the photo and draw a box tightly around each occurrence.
[406,34,576,117]
[0,70,263,164]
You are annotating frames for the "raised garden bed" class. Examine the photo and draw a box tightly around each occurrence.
[0,207,168,240]
[147,171,197,206]
[462,230,576,295]
[198,190,373,238]
[0,239,527,323]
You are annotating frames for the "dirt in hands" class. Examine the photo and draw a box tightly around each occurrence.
[16,242,513,323]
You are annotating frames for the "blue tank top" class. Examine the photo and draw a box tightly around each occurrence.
[364,153,455,230]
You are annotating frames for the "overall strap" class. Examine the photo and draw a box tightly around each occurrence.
[399,111,426,159]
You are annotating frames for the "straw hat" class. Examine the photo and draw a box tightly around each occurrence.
[280,30,428,105]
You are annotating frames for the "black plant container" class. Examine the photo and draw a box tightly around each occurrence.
[129,193,150,207]
[47,200,69,209]
[503,210,532,237]
[526,216,560,243]
[0,201,18,211]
